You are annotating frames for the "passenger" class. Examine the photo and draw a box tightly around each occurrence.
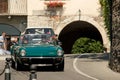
[52,34,58,41]
[23,35,29,44]
[52,34,60,45]
[0,32,7,50]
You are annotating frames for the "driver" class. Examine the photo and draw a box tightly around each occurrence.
[22,35,29,44]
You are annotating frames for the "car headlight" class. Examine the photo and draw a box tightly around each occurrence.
[20,50,26,56]
[57,49,63,56]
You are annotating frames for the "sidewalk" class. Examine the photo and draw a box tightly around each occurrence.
[0,54,11,60]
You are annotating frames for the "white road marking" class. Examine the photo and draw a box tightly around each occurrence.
[73,54,99,80]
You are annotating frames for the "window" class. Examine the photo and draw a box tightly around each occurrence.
[0,0,8,13]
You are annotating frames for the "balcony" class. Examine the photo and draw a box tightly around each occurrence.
[44,1,65,17]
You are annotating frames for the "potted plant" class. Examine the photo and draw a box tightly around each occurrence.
[44,1,65,8]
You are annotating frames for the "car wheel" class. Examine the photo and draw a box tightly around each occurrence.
[11,59,15,68]
[58,59,64,71]
[54,59,64,71]
[15,61,22,71]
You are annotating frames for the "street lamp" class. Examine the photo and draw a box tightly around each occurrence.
[8,16,11,20]
[79,9,81,20]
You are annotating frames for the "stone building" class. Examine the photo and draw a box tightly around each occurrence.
[109,0,120,72]
[0,0,110,53]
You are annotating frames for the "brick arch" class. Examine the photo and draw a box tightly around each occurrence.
[55,15,110,52]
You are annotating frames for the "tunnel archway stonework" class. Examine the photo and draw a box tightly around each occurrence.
[55,15,110,53]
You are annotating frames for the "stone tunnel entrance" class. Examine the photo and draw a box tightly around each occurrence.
[58,20,103,54]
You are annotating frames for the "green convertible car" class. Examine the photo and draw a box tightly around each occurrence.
[10,34,64,71]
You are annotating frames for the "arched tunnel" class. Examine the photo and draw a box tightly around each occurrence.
[58,20,103,54]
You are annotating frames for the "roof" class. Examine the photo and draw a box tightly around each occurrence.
[0,24,21,36]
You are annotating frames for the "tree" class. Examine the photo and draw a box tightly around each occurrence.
[72,38,103,54]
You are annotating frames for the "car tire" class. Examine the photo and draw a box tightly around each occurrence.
[54,59,64,71]
[15,61,22,71]
[11,59,15,68]
[58,59,64,71]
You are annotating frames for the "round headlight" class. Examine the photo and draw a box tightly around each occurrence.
[57,49,63,56]
[20,50,26,56]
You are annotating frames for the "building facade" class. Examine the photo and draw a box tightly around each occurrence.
[0,0,110,53]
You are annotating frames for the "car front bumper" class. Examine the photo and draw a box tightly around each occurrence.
[19,57,64,65]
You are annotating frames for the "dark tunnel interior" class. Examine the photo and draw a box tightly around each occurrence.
[58,20,103,54]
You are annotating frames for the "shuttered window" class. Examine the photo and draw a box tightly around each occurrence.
[0,0,8,13]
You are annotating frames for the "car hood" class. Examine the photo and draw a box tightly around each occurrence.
[22,44,60,57]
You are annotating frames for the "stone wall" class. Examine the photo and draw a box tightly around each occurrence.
[27,16,53,28]
[0,16,27,32]
[109,0,120,72]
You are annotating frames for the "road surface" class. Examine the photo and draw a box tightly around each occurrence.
[0,53,120,80]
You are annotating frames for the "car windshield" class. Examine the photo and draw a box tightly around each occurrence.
[25,28,55,37]
[19,34,52,45]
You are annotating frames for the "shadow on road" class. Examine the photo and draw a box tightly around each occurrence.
[65,53,109,61]
[11,66,63,72]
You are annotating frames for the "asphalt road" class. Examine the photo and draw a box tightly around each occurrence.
[0,53,120,80]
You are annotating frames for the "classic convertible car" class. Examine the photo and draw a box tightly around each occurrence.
[10,34,64,71]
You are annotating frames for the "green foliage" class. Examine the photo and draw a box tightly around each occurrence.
[72,37,103,54]
[99,0,110,34]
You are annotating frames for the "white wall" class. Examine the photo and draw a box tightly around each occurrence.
[27,0,45,15]
[27,0,100,16]
[64,0,100,16]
